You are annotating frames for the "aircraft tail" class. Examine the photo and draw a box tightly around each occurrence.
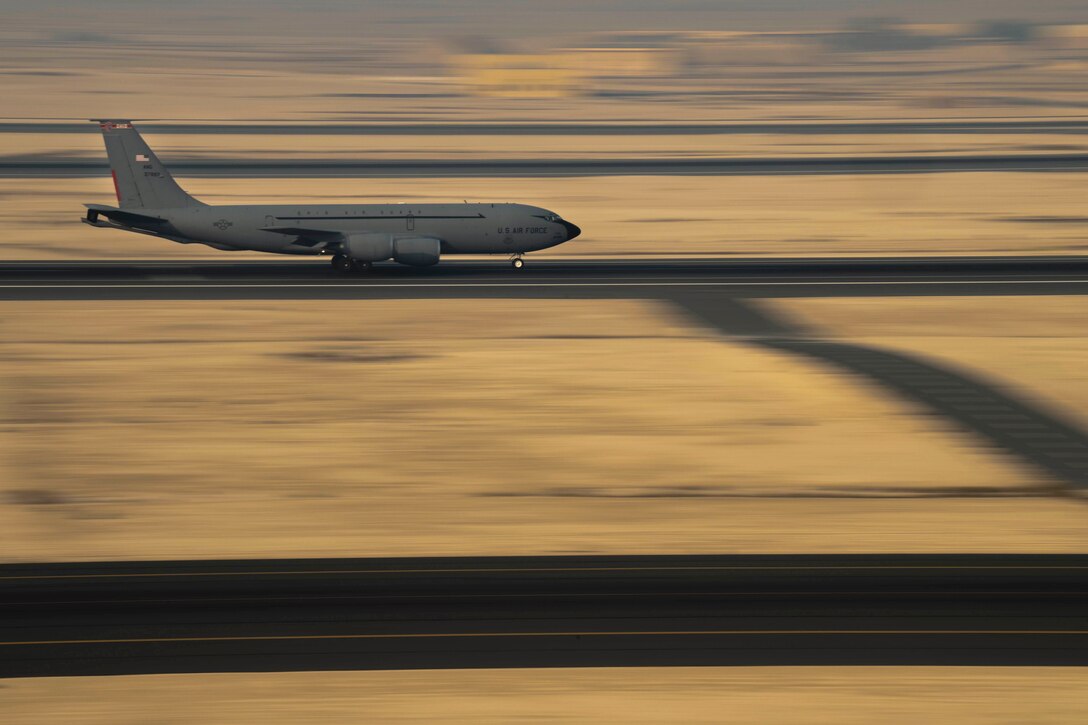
[92,120,201,209]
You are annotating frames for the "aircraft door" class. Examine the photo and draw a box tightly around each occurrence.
[407,213,415,231]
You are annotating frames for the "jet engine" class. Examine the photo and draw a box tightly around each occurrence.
[344,232,394,262]
[393,237,441,267]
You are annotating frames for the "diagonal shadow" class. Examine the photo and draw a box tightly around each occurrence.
[668,292,1088,493]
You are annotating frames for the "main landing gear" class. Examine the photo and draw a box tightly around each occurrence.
[330,255,372,273]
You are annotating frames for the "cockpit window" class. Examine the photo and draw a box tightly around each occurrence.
[537,214,562,222]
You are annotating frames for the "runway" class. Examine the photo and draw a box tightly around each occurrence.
[7,153,1088,178]
[2,256,1087,301]
[2,555,1087,678]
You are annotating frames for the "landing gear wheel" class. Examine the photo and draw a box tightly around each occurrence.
[331,254,353,273]
[511,257,525,270]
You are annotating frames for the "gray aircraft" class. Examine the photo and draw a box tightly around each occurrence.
[82,120,580,270]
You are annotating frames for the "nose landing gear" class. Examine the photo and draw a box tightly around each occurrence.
[511,256,525,270]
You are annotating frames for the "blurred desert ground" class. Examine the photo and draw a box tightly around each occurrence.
[4,172,1088,260]
[7,668,1088,725]
[781,295,1088,428]
[2,297,1086,562]
[4,15,1088,124]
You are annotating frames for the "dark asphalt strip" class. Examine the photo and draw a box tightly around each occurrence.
[668,294,1088,493]
[2,259,1088,301]
[2,555,1087,676]
[6,153,1088,178]
[6,120,1088,135]
[4,281,1088,303]
[1,256,1087,279]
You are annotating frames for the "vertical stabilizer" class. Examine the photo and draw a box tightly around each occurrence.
[93,120,200,209]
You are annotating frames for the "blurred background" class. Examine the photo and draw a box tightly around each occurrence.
[3,2,1088,722]
[4,0,1088,259]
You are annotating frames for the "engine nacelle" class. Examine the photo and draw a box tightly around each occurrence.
[393,237,441,267]
[344,233,394,262]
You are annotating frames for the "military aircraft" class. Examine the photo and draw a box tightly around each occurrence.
[82,120,580,271]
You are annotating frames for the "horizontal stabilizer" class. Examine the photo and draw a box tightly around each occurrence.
[85,204,168,226]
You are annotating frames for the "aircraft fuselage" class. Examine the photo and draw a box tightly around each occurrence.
[160,202,577,256]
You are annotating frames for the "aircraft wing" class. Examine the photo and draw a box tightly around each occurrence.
[260,226,348,242]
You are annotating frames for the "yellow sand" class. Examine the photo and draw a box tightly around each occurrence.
[778,296,1088,429]
[3,29,1086,123]
[7,668,1088,724]
[4,298,1085,563]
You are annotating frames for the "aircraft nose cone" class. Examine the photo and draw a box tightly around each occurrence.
[559,220,581,241]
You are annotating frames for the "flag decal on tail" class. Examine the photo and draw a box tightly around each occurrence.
[135,154,149,162]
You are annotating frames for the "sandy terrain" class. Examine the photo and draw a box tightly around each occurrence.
[4,298,1086,563]
[7,668,1088,724]
[8,129,1088,162]
[778,296,1088,429]
[2,28,1086,124]
[4,171,1088,260]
